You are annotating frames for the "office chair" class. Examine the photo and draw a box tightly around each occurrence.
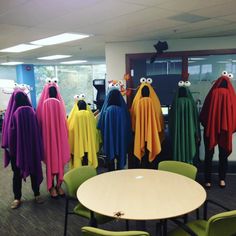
[157,160,198,235]
[168,200,236,236]
[81,226,150,236]
[63,166,112,236]
[158,160,197,180]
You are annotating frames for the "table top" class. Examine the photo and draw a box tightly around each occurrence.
[77,169,206,220]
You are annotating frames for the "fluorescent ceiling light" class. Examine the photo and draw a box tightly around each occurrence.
[60,60,87,64]
[1,62,24,65]
[37,55,72,60]
[31,33,90,46]
[0,44,42,53]
[188,58,206,61]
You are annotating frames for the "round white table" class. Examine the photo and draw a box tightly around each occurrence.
[77,169,206,221]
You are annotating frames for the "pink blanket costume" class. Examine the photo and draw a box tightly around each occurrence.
[36,82,70,190]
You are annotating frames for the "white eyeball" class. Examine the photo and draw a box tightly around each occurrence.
[222,71,228,76]
[184,81,191,87]
[52,77,58,83]
[228,73,234,79]
[108,83,115,88]
[46,78,52,84]
[74,95,79,101]
[140,77,147,83]
[178,81,184,87]
[14,83,18,88]
[146,78,153,84]
[79,94,86,99]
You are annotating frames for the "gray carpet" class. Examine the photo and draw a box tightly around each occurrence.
[1,138,236,236]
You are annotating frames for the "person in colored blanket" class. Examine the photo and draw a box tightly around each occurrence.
[200,71,236,188]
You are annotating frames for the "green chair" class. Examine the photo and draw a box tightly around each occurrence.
[63,166,112,236]
[168,200,236,236]
[158,160,197,180]
[157,160,198,234]
[81,226,150,236]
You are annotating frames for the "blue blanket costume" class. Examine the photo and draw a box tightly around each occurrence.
[97,89,132,169]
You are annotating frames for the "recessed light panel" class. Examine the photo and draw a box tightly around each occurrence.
[31,33,90,46]
[0,44,42,53]
[60,60,87,64]
[37,55,72,60]
[1,62,24,65]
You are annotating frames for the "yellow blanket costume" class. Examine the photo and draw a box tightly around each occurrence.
[68,103,99,169]
[131,82,164,161]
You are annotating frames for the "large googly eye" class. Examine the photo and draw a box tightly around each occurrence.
[46,78,52,84]
[74,95,79,101]
[184,81,191,87]
[222,71,228,76]
[108,83,115,88]
[140,77,147,83]
[53,77,58,83]
[79,94,86,99]
[228,73,234,79]
[146,78,153,84]
[114,83,120,88]
[178,81,184,87]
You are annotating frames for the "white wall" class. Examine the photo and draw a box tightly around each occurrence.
[105,35,236,162]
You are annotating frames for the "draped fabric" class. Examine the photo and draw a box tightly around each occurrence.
[9,106,43,186]
[36,83,66,128]
[68,110,98,169]
[40,98,70,190]
[169,87,200,163]
[1,89,31,167]
[200,76,236,153]
[97,89,132,169]
[130,83,164,162]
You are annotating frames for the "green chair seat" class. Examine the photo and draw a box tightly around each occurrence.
[81,226,150,236]
[168,220,207,236]
[74,203,113,224]
[168,210,236,236]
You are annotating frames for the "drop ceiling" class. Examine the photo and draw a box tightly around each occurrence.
[0,0,236,65]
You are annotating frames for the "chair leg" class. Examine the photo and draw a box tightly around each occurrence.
[64,198,69,236]
[156,222,162,236]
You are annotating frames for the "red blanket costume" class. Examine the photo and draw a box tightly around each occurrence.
[200,75,236,154]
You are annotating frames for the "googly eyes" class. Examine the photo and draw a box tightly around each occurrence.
[52,77,58,83]
[79,94,86,99]
[184,81,191,87]
[222,71,228,76]
[178,81,191,87]
[46,78,52,84]
[140,77,147,83]
[146,78,152,84]
[228,73,234,79]
[46,77,59,84]
[178,81,185,87]
[74,95,79,101]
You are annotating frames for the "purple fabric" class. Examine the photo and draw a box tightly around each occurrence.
[1,90,30,167]
[9,106,43,186]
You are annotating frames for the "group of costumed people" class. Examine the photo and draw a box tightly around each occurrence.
[169,71,236,188]
[1,71,236,209]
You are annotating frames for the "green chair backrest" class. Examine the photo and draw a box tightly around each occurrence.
[206,210,236,236]
[81,226,150,236]
[158,160,197,180]
[63,166,97,198]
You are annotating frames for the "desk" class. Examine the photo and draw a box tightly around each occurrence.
[77,169,206,221]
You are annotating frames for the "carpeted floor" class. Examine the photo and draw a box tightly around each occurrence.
[1,136,236,236]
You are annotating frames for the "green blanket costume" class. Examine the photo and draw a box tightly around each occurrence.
[169,86,200,163]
